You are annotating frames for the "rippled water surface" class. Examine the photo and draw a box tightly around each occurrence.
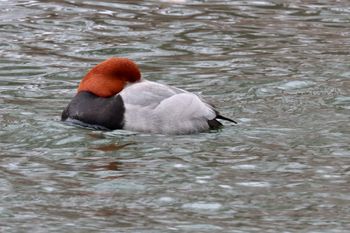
[1,0,350,232]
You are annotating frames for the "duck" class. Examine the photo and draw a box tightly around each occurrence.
[61,57,236,134]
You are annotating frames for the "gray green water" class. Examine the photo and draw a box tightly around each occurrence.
[1,1,350,232]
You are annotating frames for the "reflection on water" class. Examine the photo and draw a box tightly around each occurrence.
[0,0,349,232]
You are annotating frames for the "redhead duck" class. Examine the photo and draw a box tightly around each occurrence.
[61,57,236,134]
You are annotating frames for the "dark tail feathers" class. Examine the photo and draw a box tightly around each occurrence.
[216,115,237,124]
[208,113,237,130]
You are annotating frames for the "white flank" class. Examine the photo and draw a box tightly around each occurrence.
[120,80,216,134]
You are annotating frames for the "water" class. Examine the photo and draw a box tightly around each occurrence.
[1,0,349,232]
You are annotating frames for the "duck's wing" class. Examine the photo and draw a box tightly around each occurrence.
[119,80,235,134]
[119,80,186,108]
[158,92,217,132]
[122,91,217,134]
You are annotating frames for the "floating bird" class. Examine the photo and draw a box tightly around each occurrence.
[61,57,236,134]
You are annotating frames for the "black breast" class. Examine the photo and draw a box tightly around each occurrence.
[61,91,125,130]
